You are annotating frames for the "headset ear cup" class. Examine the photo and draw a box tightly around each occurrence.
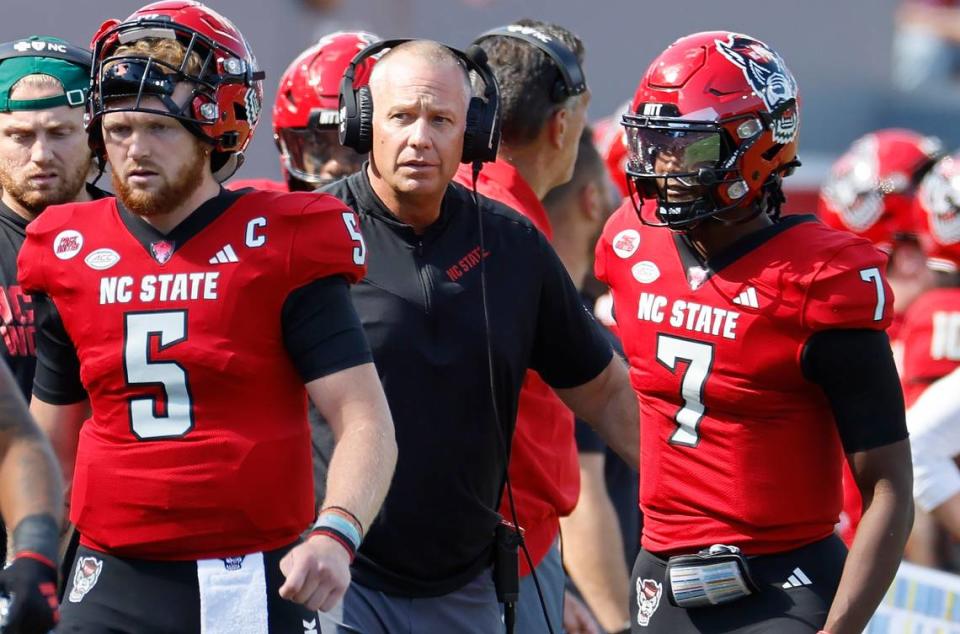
[461,97,483,163]
[353,85,374,155]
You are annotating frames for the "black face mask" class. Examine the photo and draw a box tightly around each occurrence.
[100,57,184,115]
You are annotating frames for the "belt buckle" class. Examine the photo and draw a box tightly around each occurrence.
[666,544,757,609]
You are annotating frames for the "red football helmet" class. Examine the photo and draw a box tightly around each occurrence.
[818,129,943,250]
[273,31,380,189]
[915,153,960,272]
[623,31,800,230]
[88,1,264,181]
[593,101,631,200]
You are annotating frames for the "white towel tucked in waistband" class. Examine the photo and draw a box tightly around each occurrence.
[197,552,269,634]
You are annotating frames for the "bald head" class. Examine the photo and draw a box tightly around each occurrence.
[368,40,472,108]
[365,40,474,225]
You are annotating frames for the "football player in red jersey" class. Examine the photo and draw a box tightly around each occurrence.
[595,32,913,633]
[230,32,379,194]
[900,153,960,541]
[18,2,396,631]
[819,129,942,328]
[817,129,942,554]
[273,30,379,192]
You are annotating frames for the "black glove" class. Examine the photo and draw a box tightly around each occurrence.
[0,554,60,634]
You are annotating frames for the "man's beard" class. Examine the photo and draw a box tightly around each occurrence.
[112,143,207,217]
[0,157,92,217]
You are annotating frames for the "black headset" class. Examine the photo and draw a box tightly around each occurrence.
[338,38,501,164]
[474,25,586,103]
[0,39,91,70]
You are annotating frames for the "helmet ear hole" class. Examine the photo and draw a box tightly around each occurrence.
[762,143,784,162]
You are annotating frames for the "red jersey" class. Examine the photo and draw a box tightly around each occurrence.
[595,208,892,555]
[899,288,960,406]
[19,190,365,560]
[454,161,579,574]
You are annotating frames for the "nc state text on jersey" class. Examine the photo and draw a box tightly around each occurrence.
[637,292,741,340]
[99,273,220,305]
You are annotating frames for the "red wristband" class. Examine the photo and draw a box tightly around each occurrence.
[13,551,57,569]
[309,527,357,562]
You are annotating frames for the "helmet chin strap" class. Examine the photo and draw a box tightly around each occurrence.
[212,152,243,183]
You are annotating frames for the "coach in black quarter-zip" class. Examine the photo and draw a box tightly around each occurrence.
[321,39,638,634]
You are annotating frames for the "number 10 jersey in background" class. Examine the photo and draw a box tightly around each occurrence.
[18,188,367,560]
[595,206,893,556]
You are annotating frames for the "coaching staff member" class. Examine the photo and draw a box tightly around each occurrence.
[322,39,638,633]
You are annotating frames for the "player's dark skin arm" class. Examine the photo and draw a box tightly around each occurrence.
[825,440,913,634]
[555,356,639,469]
[0,362,63,543]
[802,329,913,634]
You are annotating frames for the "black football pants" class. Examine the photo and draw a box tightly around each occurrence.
[56,542,318,633]
[630,535,847,633]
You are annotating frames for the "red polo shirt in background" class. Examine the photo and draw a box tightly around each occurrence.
[455,160,580,575]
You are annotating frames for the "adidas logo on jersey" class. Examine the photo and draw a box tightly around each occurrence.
[209,245,239,265]
[782,567,812,589]
[732,286,759,309]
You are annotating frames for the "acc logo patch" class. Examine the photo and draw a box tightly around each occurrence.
[84,248,121,271]
[632,261,660,284]
[636,578,662,627]
[612,229,641,259]
[53,230,83,260]
[68,556,103,603]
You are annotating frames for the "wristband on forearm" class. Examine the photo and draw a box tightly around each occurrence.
[11,514,59,567]
[309,507,363,561]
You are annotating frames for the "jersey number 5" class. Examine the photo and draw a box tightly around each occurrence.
[124,311,194,440]
[342,212,365,265]
[656,334,714,447]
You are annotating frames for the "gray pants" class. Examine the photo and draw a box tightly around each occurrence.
[320,567,504,634]
[515,541,564,633]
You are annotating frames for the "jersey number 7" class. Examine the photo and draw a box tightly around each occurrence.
[656,334,714,447]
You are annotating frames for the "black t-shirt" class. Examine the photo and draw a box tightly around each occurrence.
[323,170,614,597]
[0,185,109,399]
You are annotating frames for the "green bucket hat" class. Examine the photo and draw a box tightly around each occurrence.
[0,35,92,112]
